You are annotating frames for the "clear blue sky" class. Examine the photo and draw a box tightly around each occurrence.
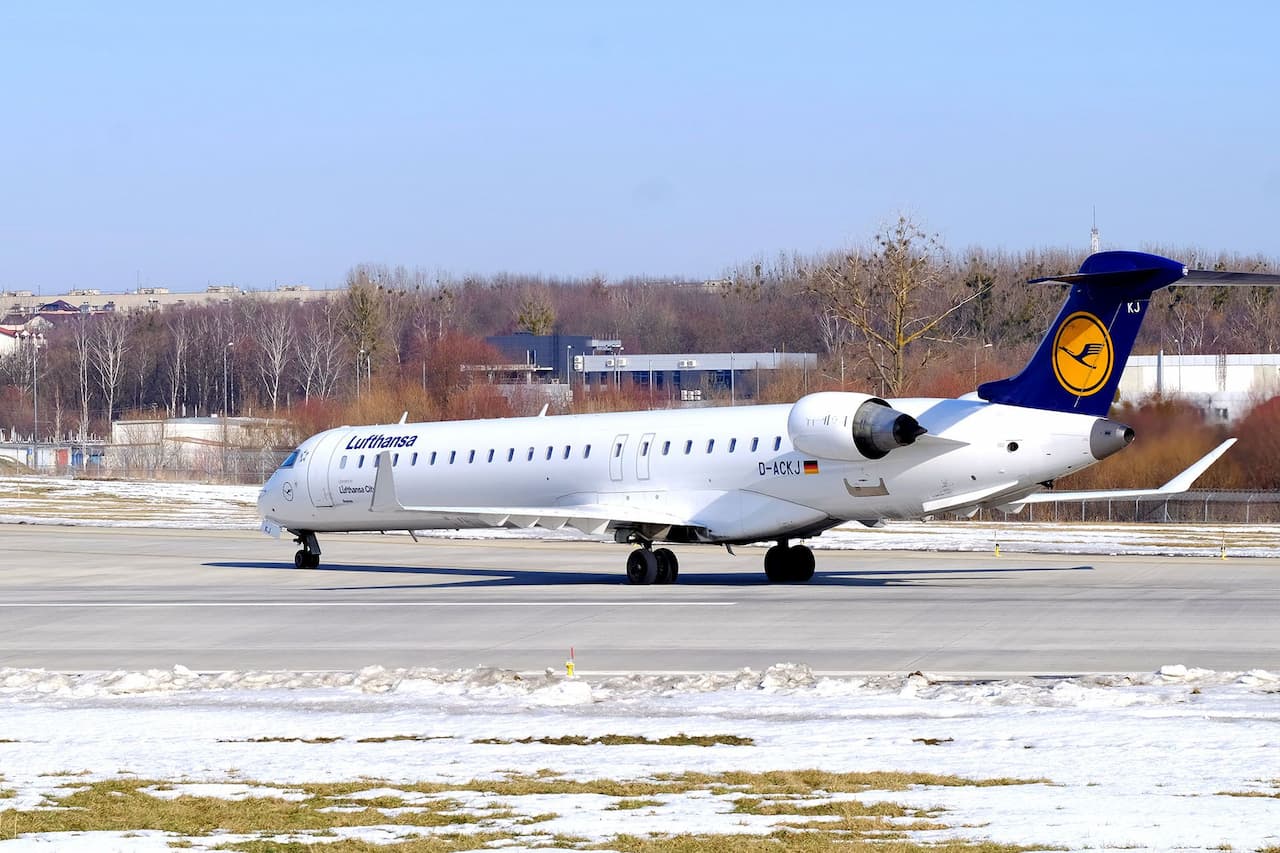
[3,2,1277,292]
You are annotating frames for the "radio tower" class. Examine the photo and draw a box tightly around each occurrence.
[1090,208,1100,254]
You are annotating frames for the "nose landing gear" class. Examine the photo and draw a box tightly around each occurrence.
[291,530,321,570]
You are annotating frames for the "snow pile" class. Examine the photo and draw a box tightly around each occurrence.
[3,662,1276,706]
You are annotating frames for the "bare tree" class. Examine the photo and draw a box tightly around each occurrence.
[296,301,343,401]
[164,311,191,417]
[251,300,295,411]
[808,216,987,396]
[72,314,93,440]
[90,311,133,425]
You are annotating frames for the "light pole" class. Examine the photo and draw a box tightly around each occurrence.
[357,349,366,398]
[973,342,992,384]
[565,345,572,386]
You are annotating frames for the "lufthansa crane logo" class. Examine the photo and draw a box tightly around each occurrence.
[1052,311,1113,396]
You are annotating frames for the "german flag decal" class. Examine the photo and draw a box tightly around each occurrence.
[803,460,819,475]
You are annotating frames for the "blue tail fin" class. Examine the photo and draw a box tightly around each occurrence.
[977,251,1187,417]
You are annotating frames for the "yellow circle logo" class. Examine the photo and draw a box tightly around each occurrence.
[1052,312,1113,396]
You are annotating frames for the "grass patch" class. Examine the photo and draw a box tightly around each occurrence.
[609,798,663,810]
[356,735,453,744]
[0,770,1046,849]
[219,737,343,744]
[472,733,754,747]
[0,789,14,799]
[912,737,954,746]
[0,780,487,839]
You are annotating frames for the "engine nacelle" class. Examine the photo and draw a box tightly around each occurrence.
[787,392,927,461]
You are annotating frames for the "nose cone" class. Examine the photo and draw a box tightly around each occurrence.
[1090,418,1136,460]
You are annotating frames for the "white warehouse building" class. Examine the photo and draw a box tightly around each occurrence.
[1118,353,1280,422]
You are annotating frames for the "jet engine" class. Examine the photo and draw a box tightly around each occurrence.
[786,392,927,461]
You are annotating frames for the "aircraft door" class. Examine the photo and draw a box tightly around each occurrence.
[609,433,628,482]
[307,431,347,507]
[636,432,655,480]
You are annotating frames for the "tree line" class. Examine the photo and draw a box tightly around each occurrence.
[2,216,1278,484]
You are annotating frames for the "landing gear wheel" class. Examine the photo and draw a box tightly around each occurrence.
[764,544,789,582]
[626,548,659,585]
[788,544,815,582]
[653,548,679,584]
[294,549,319,570]
[764,543,815,583]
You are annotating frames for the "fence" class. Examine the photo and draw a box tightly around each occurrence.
[958,491,1280,525]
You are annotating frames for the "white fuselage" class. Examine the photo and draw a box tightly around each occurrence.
[258,395,1111,545]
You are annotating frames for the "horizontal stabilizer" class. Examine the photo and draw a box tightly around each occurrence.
[1009,439,1236,507]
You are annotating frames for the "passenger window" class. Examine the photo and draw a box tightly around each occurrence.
[662,441,670,455]
[613,443,623,458]
[358,455,365,469]
[584,444,591,459]
[563,445,571,459]
[373,455,380,468]
[430,451,437,465]
[728,438,737,453]
[546,446,554,460]
[751,437,759,452]
[706,439,715,453]
[449,451,456,464]
[773,436,782,451]
[411,452,418,466]
[641,441,650,456]
[393,453,399,466]
[487,449,495,463]
[508,448,515,462]
[684,440,692,454]
[339,456,347,470]
[468,450,475,464]
[527,447,535,461]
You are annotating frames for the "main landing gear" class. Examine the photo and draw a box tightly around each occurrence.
[625,544,679,585]
[623,540,815,584]
[763,540,815,583]
[291,530,321,570]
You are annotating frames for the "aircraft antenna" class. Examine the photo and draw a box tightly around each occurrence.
[1090,208,1100,254]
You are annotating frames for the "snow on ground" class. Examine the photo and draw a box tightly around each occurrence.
[2,664,1280,851]
[3,474,1280,557]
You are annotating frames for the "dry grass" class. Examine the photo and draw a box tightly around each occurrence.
[0,770,1047,850]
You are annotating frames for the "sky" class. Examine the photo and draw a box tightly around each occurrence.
[2,2,1278,292]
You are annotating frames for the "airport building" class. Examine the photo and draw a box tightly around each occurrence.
[483,332,817,402]
[1119,353,1280,422]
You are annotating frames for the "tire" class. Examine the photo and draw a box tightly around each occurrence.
[626,549,658,585]
[789,544,815,582]
[763,544,788,582]
[654,548,679,584]
[294,550,308,570]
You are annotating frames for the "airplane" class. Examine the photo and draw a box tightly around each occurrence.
[258,250,1275,583]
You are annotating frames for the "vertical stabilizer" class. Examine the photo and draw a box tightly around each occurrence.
[977,251,1186,417]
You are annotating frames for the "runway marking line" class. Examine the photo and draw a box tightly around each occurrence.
[0,601,737,608]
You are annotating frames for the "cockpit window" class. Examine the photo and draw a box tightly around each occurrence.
[281,450,299,468]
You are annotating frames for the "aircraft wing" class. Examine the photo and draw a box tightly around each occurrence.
[369,450,693,536]
[1000,438,1236,509]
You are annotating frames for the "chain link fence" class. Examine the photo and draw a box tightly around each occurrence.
[960,492,1280,524]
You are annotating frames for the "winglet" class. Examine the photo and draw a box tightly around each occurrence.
[370,450,404,512]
